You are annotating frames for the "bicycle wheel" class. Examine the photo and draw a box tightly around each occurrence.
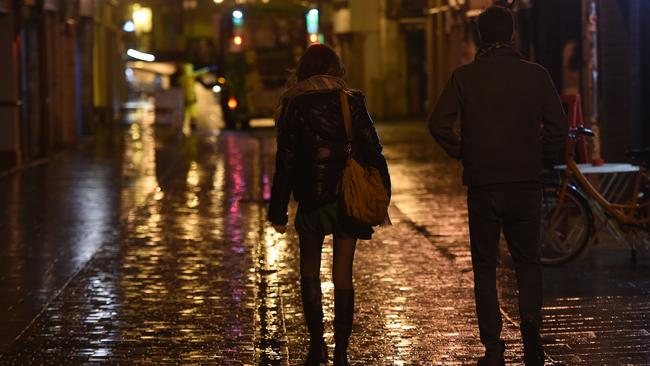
[540,184,593,265]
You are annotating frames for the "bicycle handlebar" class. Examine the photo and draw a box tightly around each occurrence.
[569,126,595,139]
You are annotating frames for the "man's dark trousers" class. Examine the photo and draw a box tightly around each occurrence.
[467,185,543,351]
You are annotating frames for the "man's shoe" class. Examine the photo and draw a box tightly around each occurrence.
[477,356,505,366]
[304,341,327,366]
[477,343,505,366]
[333,289,354,366]
[301,277,328,365]
[521,318,545,366]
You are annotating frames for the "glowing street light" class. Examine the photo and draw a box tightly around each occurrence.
[127,48,156,62]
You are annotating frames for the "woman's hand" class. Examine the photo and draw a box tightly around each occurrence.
[272,224,287,234]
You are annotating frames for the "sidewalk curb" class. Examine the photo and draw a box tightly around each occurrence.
[0,138,95,180]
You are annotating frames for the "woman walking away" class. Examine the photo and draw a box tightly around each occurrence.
[268,44,391,366]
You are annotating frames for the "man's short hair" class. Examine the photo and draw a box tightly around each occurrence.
[478,6,515,44]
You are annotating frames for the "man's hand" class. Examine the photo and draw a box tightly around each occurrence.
[272,224,287,234]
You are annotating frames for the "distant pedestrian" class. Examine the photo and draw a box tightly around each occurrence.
[428,6,568,366]
[268,44,391,366]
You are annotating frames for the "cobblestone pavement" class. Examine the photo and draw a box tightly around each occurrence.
[0,120,649,365]
[0,121,182,350]
[378,123,650,365]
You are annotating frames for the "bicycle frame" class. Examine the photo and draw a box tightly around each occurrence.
[555,138,650,227]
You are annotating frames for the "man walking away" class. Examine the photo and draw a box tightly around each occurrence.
[428,6,568,366]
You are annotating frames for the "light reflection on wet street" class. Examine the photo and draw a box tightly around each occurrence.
[1,119,649,364]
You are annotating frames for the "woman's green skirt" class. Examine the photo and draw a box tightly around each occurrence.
[295,201,373,240]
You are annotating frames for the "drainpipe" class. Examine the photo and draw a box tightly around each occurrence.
[582,0,603,165]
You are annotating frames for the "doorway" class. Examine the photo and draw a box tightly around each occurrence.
[404,28,426,118]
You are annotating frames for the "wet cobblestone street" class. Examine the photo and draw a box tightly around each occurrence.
[1,120,649,365]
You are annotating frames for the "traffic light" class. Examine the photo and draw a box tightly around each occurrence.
[232,9,244,51]
[232,10,244,26]
[306,8,321,45]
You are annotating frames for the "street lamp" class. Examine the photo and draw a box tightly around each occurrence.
[123,20,136,33]
[132,4,152,34]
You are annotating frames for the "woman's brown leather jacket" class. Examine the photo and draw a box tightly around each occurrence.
[268,90,391,225]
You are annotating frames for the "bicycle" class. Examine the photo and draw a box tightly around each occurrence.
[540,127,650,265]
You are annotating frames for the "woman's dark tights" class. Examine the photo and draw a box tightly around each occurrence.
[299,232,357,289]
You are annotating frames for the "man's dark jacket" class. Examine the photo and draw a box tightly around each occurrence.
[268,90,390,225]
[429,48,568,187]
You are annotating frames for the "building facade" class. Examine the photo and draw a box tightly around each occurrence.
[1,0,648,172]
[0,0,126,172]
[327,0,650,159]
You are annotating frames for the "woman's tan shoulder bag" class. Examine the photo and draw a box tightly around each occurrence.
[339,91,390,226]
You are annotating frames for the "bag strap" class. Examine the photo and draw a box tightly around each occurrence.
[340,91,353,154]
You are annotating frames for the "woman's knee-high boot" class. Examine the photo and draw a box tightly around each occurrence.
[301,277,328,365]
[333,289,354,366]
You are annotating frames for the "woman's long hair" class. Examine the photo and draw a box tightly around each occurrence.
[295,44,345,82]
[275,44,346,122]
